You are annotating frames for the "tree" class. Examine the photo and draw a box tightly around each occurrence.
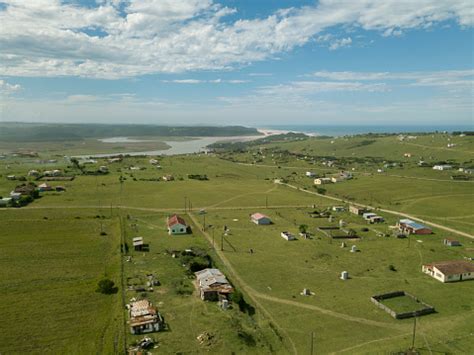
[298,224,308,234]
[96,278,118,294]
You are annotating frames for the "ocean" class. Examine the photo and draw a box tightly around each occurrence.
[261,124,473,137]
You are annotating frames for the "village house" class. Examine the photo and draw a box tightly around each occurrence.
[398,219,432,235]
[251,213,272,225]
[314,177,332,185]
[422,260,474,283]
[28,170,40,177]
[0,197,12,207]
[98,166,109,173]
[332,206,345,212]
[167,214,188,235]
[149,158,159,165]
[9,192,22,200]
[128,299,164,334]
[305,171,316,177]
[195,268,233,301]
[444,238,461,247]
[349,205,369,215]
[162,174,174,181]
[133,237,145,251]
[280,231,296,241]
[14,184,37,197]
[38,183,53,192]
[363,212,384,223]
[433,164,452,171]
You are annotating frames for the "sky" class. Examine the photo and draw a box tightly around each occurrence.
[0,0,473,127]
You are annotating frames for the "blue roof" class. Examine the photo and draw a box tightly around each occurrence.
[400,219,428,230]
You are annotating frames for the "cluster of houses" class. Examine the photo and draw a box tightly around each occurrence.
[349,205,384,224]
[313,171,352,185]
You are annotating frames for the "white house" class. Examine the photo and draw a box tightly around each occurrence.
[314,178,332,185]
[9,191,22,200]
[422,260,474,283]
[251,213,272,225]
[167,214,188,235]
[281,231,296,241]
[433,165,452,171]
[305,171,316,177]
[0,197,12,207]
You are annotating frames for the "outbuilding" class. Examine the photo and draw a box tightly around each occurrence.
[251,213,272,225]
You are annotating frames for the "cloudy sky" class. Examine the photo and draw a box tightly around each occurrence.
[0,0,473,127]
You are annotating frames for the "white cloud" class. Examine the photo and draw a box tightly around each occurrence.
[0,79,21,95]
[162,78,249,84]
[0,0,472,78]
[311,70,474,90]
[328,37,352,50]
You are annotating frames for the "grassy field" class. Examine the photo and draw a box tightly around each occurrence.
[0,132,473,354]
[0,209,124,354]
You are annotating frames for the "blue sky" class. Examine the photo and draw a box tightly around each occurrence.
[0,0,472,127]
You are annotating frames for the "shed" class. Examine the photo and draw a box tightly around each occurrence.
[251,213,272,225]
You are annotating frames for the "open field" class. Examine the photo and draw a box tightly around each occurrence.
[0,132,473,353]
[0,209,124,354]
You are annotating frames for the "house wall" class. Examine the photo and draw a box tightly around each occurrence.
[253,217,271,225]
[169,224,187,234]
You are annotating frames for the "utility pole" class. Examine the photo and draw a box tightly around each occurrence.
[265,196,268,208]
[310,332,315,355]
[221,233,224,251]
[203,214,206,231]
[212,228,215,249]
[184,196,187,212]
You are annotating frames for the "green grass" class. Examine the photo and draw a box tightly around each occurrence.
[0,210,124,354]
[381,295,430,314]
[0,132,473,354]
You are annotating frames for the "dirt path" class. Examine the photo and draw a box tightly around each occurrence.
[187,211,408,354]
[276,182,474,240]
[186,212,299,354]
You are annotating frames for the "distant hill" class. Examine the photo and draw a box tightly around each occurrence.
[0,122,261,142]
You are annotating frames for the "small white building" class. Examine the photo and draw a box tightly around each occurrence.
[251,213,272,225]
[422,260,474,283]
[0,197,12,207]
[9,191,22,200]
[332,206,345,212]
[280,231,296,241]
[305,171,316,177]
[433,164,452,171]
[28,170,40,177]
[314,178,332,185]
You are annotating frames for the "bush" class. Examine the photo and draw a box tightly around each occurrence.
[96,279,118,294]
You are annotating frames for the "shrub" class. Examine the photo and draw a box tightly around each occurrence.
[96,279,118,294]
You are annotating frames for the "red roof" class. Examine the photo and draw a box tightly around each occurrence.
[251,213,269,220]
[167,214,187,227]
